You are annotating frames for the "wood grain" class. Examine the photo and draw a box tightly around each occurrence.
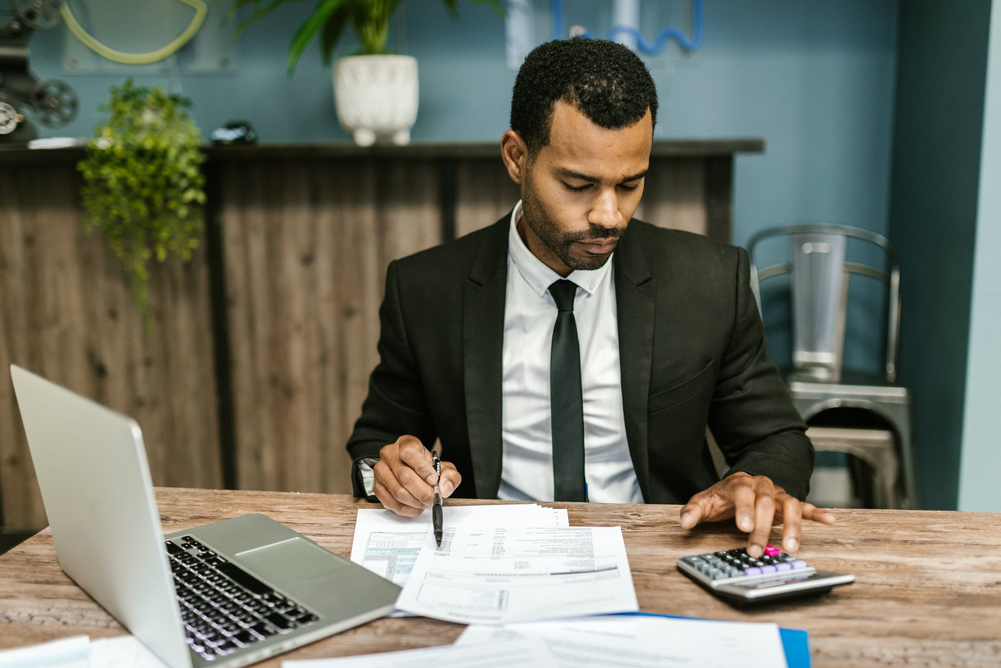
[1,148,741,528]
[0,488,999,667]
[0,166,222,531]
[219,160,441,496]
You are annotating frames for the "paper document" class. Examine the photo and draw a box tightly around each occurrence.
[282,638,558,668]
[0,636,89,668]
[90,637,169,668]
[350,505,568,586]
[395,526,639,624]
[457,615,788,668]
[0,635,169,668]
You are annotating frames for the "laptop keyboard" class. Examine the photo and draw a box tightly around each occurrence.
[167,535,319,661]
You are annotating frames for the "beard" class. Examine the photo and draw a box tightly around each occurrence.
[521,171,626,272]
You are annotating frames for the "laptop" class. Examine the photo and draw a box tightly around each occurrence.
[10,365,401,668]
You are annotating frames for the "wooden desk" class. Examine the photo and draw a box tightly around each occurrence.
[1,489,999,667]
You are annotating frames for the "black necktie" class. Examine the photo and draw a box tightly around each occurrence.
[549,279,586,502]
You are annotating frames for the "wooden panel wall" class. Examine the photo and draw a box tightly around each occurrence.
[0,165,222,530]
[220,160,441,495]
[0,148,738,529]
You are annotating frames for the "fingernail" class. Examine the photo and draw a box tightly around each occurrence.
[737,514,753,532]
[425,473,438,485]
[823,513,836,523]
[441,481,453,497]
[785,538,799,552]
[748,544,763,558]
[680,512,691,528]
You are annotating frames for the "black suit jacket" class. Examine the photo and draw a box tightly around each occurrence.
[347,215,814,503]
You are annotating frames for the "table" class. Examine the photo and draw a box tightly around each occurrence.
[1,488,999,667]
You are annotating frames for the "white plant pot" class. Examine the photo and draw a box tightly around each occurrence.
[333,55,419,147]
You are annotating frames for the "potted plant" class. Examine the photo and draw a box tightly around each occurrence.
[78,79,206,328]
[227,0,502,146]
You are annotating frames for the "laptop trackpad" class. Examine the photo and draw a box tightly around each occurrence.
[236,538,347,585]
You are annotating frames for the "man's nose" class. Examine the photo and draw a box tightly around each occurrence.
[588,188,624,229]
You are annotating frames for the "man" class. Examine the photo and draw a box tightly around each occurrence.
[347,38,834,558]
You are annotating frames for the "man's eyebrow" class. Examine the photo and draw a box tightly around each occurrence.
[556,168,648,183]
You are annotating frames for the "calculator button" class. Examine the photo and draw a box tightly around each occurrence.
[776,563,792,572]
[744,567,762,576]
[761,565,777,574]
[764,545,782,557]
[790,560,808,570]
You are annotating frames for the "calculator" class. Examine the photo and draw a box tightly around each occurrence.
[676,544,855,606]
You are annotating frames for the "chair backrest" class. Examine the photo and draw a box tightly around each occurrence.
[747,224,901,383]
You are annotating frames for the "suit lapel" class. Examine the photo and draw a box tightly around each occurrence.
[614,227,656,502]
[463,216,511,499]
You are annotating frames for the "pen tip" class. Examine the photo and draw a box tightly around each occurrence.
[435,531,442,547]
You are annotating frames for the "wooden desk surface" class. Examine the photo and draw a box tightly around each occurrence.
[1,488,999,667]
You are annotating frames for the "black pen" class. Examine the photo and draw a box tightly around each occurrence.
[432,453,443,547]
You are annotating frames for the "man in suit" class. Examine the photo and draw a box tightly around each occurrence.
[347,38,833,558]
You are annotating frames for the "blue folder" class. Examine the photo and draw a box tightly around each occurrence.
[618,612,810,668]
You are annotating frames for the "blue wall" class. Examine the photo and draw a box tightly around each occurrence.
[30,1,899,237]
[887,0,992,510]
[28,0,901,372]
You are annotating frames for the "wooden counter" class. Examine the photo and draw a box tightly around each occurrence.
[1,488,999,667]
[0,140,763,530]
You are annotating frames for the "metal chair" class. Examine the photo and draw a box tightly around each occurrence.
[748,224,916,509]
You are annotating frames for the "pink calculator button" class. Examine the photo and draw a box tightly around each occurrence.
[764,544,783,557]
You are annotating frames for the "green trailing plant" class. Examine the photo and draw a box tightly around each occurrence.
[225,0,503,75]
[78,79,206,329]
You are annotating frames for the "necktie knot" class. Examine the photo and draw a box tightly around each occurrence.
[549,279,577,312]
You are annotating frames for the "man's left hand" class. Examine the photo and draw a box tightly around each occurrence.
[679,472,835,557]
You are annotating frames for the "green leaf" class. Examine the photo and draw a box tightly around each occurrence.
[320,6,349,64]
[288,0,348,75]
[229,0,305,41]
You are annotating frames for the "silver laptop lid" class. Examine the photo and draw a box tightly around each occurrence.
[11,365,192,668]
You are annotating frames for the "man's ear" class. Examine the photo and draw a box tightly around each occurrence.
[500,130,529,185]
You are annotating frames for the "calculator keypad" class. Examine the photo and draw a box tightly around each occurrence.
[679,545,810,583]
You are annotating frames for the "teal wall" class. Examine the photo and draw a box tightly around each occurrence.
[26,0,901,372]
[26,1,899,238]
[887,0,992,510]
[959,0,1001,512]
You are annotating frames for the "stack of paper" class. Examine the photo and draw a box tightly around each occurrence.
[395,525,639,624]
[457,616,789,668]
[0,635,168,668]
[283,638,558,668]
[352,505,638,624]
[279,615,791,668]
[350,505,568,587]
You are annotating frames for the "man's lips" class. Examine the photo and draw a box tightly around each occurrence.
[578,239,618,253]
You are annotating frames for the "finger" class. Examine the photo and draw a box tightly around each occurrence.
[747,480,777,558]
[438,462,461,498]
[390,459,435,507]
[679,495,707,530]
[731,482,757,534]
[376,459,430,509]
[398,439,438,485]
[801,502,836,524]
[373,480,422,517]
[780,495,802,553]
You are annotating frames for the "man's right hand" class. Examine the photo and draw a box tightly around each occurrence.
[372,436,462,517]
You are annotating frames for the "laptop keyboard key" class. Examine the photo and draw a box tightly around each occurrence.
[249,622,277,638]
[265,612,295,631]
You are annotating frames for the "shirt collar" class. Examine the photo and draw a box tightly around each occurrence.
[508,200,613,299]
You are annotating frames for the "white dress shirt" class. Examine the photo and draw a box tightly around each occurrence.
[498,200,643,503]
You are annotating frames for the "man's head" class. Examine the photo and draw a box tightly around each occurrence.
[502,38,658,276]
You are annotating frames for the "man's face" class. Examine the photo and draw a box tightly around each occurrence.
[519,100,653,275]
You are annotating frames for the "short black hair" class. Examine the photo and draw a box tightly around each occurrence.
[511,37,658,156]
